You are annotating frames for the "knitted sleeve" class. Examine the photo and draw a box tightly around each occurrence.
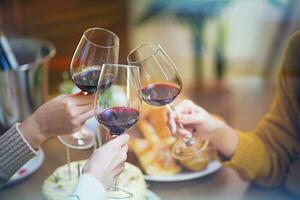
[0,123,37,188]
[224,31,300,187]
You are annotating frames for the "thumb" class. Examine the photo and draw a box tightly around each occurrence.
[110,134,130,147]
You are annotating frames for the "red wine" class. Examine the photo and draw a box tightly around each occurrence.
[141,83,180,106]
[96,107,139,135]
[73,69,101,93]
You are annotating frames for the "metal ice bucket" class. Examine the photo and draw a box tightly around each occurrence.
[0,38,56,128]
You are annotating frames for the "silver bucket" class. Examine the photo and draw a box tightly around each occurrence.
[0,38,56,128]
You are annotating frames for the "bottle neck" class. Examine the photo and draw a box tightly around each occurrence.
[0,31,19,71]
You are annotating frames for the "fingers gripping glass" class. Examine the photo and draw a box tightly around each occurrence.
[95,64,141,199]
[58,27,120,149]
[127,42,202,160]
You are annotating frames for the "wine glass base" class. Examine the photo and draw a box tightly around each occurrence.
[108,188,133,199]
[58,128,95,149]
[171,139,209,160]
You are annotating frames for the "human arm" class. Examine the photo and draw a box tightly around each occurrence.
[168,31,300,187]
[0,94,94,187]
[225,31,300,187]
[168,77,299,187]
[0,124,37,188]
[20,94,95,149]
[168,90,297,187]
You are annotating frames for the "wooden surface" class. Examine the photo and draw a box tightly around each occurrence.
[0,77,297,200]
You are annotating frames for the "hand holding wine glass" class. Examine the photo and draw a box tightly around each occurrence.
[127,42,207,160]
[95,63,141,199]
[83,133,129,189]
[168,99,239,159]
[59,27,119,149]
[20,94,95,149]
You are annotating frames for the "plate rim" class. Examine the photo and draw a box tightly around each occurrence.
[144,159,222,182]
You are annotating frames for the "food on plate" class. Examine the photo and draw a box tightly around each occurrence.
[146,107,174,139]
[130,138,182,175]
[43,161,147,200]
[130,119,181,175]
[128,106,216,175]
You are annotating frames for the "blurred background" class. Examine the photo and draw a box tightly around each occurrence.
[1,1,300,199]
[1,0,300,129]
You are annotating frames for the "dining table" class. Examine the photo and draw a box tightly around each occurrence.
[0,77,297,200]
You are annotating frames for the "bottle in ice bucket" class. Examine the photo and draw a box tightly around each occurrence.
[0,31,19,71]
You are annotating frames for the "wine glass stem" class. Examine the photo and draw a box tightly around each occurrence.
[72,128,86,145]
[111,180,118,191]
[166,103,195,147]
[66,146,72,180]
[166,103,178,119]
[106,134,119,191]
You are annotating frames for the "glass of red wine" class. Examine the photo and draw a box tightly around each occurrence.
[59,27,120,149]
[95,64,141,199]
[127,42,202,160]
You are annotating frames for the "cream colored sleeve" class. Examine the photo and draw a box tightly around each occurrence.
[67,174,107,200]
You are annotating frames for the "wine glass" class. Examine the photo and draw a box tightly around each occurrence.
[59,27,120,149]
[127,42,203,160]
[95,64,141,199]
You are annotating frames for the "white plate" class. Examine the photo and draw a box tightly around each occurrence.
[5,148,45,186]
[146,190,161,200]
[144,160,221,182]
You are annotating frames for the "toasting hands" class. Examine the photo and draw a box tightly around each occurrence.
[20,93,95,149]
[167,99,239,159]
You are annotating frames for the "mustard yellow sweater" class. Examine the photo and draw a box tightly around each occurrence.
[225,31,300,187]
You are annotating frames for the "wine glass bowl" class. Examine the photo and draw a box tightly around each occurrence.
[58,27,119,149]
[70,27,119,94]
[95,64,141,136]
[127,42,182,107]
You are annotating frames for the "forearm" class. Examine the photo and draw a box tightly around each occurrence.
[0,124,37,188]
[223,76,300,187]
[208,120,239,159]
[19,115,46,150]
[206,119,272,184]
